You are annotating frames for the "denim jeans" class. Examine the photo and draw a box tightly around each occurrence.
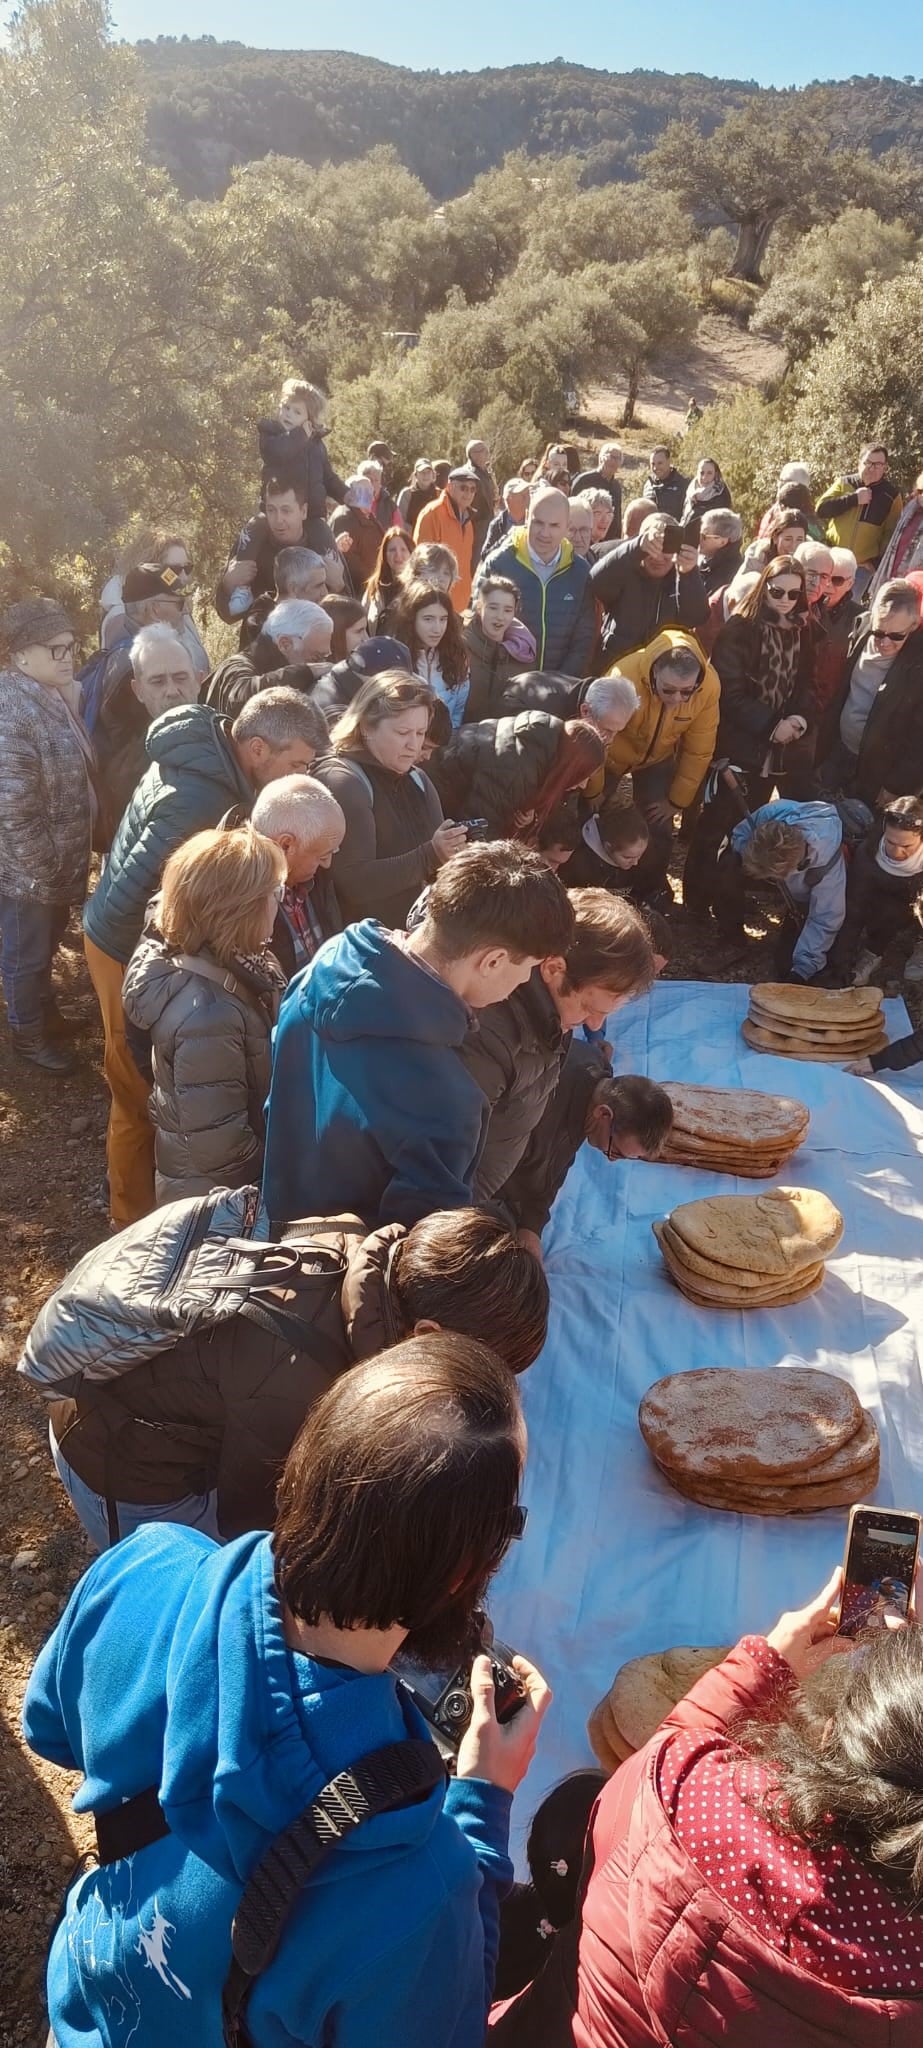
[50,1425,221,1550]
[0,896,70,1031]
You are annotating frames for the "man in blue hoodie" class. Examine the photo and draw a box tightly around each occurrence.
[721,798,848,983]
[262,839,574,1226]
[24,1333,551,2048]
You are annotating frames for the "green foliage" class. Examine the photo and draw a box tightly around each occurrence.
[682,387,794,531]
[752,208,917,366]
[786,257,923,488]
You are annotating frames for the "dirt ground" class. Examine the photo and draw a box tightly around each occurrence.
[583,310,785,446]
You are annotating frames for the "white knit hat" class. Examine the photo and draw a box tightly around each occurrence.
[779,462,811,488]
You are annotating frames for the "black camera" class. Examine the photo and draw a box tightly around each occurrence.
[391,1613,526,1767]
[461,818,491,841]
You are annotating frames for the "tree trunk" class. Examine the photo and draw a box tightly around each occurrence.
[730,217,772,284]
[620,361,641,428]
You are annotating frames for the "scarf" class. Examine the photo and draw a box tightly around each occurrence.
[876,840,923,880]
[755,621,802,714]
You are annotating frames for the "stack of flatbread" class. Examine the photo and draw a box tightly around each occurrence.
[653,1186,843,1308]
[639,1364,879,1514]
[658,1083,809,1179]
[588,1642,832,1771]
[743,983,887,1063]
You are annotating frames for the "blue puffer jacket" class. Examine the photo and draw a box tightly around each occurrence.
[83,705,253,966]
[477,530,596,675]
[731,799,846,981]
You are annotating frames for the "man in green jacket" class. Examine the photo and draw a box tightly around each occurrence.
[83,688,326,1230]
[817,444,903,597]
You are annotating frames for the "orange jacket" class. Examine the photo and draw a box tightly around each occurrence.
[413,492,476,608]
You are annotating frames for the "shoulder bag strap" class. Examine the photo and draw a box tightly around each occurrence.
[222,1738,444,2048]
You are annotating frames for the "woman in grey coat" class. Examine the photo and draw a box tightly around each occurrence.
[122,824,286,1203]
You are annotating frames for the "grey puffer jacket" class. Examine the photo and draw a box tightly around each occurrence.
[0,669,92,904]
[121,932,284,1204]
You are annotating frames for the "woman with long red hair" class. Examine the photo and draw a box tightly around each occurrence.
[430,712,605,842]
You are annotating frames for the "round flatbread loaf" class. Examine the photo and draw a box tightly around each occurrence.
[662,1446,880,1515]
[666,1267,825,1310]
[752,983,884,1025]
[743,1020,888,1062]
[668,1187,844,1274]
[607,1646,730,1753]
[655,1225,825,1303]
[657,1218,807,1288]
[639,1365,864,1481]
[748,1001,885,1043]
[665,1084,809,1147]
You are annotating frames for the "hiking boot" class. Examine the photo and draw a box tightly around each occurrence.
[904,940,923,986]
[852,949,882,988]
[11,1028,78,1076]
[42,996,81,1039]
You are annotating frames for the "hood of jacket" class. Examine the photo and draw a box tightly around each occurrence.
[623,625,712,696]
[340,1221,406,1358]
[143,701,253,806]
[293,919,470,1050]
[122,929,278,1034]
[26,1526,443,1886]
[750,797,843,871]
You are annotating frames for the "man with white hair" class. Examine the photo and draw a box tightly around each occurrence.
[204,600,333,718]
[476,487,596,675]
[96,625,199,843]
[356,457,400,533]
[500,670,640,745]
[482,477,530,558]
[573,443,623,535]
[250,773,346,976]
[794,539,835,610]
[567,495,595,559]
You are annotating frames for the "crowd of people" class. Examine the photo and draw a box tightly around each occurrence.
[4,376,923,2045]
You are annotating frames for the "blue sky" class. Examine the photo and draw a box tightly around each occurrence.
[113,0,922,89]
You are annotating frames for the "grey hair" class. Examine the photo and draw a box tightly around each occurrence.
[580,487,615,516]
[700,508,743,542]
[874,579,921,617]
[250,773,344,846]
[599,443,622,464]
[502,477,529,501]
[265,599,331,642]
[231,686,329,753]
[829,548,857,581]
[569,490,598,514]
[584,675,641,722]
[793,541,834,571]
[274,547,325,594]
[356,459,382,480]
[129,623,192,671]
[779,462,811,488]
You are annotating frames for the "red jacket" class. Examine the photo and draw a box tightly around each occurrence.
[490,1641,923,2047]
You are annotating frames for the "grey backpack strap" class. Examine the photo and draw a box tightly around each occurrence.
[222,1739,444,2048]
[331,758,374,802]
[175,953,246,999]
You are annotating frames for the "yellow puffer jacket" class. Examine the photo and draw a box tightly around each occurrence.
[602,628,720,810]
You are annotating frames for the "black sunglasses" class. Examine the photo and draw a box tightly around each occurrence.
[767,582,801,599]
[874,628,912,645]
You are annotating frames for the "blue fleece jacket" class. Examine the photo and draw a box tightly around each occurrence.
[23,1525,513,2048]
[261,919,489,1226]
[731,799,846,981]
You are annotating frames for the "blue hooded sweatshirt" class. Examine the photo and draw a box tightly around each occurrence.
[731,799,846,982]
[23,1525,513,2048]
[261,919,489,1226]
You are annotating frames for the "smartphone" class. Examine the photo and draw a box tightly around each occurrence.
[461,818,491,840]
[681,514,701,549]
[659,520,683,556]
[837,1504,921,1639]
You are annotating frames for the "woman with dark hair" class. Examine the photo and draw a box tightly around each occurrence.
[321,593,369,663]
[431,713,605,843]
[745,505,809,570]
[681,457,732,523]
[315,672,466,923]
[366,526,413,632]
[491,1569,923,2044]
[390,579,470,729]
[684,555,816,914]
[25,1333,551,2048]
[397,459,438,531]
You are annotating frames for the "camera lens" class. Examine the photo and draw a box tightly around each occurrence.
[442,1688,470,1723]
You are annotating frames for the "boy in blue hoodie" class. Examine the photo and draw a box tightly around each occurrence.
[24,1334,550,2048]
[262,839,573,1226]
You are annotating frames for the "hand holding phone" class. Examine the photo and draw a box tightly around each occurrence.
[766,1564,849,1679]
[836,1506,921,1640]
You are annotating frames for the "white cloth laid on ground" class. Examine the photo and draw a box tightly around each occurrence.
[490,979,923,1864]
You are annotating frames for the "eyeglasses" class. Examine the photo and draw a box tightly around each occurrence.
[873,628,912,645]
[46,639,76,661]
[766,584,801,600]
[658,683,698,700]
[803,571,830,588]
[829,574,850,586]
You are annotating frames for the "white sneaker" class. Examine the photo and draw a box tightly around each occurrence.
[904,940,923,985]
[852,949,882,987]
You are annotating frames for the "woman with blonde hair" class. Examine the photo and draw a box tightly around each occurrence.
[315,672,466,923]
[121,824,287,1203]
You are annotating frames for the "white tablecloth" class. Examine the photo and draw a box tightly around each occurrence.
[490,980,923,1861]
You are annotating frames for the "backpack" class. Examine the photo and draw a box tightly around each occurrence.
[18,1186,347,1402]
[77,631,131,734]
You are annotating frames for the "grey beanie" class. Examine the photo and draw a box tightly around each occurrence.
[2,597,72,655]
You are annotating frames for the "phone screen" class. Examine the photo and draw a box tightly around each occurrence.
[838,1508,920,1639]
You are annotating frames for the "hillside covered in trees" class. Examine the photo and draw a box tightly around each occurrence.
[136,42,923,200]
